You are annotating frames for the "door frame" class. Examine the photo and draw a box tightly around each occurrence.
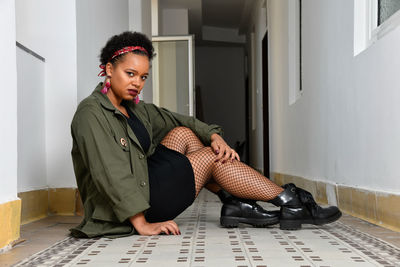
[262,31,270,178]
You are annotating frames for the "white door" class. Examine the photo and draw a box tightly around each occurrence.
[152,35,194,116]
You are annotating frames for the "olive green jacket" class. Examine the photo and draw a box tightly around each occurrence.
[70,83,223,238]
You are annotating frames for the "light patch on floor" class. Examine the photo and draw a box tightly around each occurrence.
[10,191,400,267]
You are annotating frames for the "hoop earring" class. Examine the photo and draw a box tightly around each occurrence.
[101,77,111,94]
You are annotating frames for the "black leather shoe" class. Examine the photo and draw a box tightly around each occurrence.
[270,183,342,230]
[220,198,280,228]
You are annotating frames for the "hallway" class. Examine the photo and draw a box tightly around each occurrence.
[2,1,400,266]
[3,191,400,267]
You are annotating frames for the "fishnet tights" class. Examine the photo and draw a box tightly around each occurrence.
[161,127,284,200]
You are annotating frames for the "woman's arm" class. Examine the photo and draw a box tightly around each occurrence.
[129,213,180,235]
[143,103,223,146]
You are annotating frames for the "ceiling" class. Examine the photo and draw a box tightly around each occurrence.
[159,0,256,42]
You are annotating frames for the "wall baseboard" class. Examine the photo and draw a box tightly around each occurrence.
[48,188,78,216]
[0,199,21,250]
[18,190,48,225]
[18,188,83,225]
[271,172,400,232]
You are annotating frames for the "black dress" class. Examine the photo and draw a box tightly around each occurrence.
[123,103,196,223]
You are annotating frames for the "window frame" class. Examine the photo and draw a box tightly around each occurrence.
[371,0,400,42]
[288,0,302,105]
[354,0,400,56]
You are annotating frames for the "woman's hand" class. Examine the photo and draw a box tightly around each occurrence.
[136,221,180,236]
[210,133,240,163]
[130,213,181,236]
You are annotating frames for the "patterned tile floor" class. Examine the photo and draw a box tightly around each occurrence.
[5,191,400,267]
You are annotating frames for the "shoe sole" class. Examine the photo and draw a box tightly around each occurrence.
[220,216,279,228]
[280,210,342,230]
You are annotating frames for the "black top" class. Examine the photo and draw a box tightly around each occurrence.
[123,102,150,153]
[123,101,196,223]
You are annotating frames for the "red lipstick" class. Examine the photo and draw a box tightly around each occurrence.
[128,89,138,96]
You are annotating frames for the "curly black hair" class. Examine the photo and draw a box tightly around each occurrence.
[99,31,154,66]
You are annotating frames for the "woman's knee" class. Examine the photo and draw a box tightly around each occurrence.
[167,127,203,148]
[188,147,215,163]
[167,126,195,139]
[162,127,202,154]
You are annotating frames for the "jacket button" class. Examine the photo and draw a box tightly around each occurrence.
[140,181,146,187]
[139,154,144,159]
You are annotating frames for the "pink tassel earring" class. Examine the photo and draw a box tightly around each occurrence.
[101,77,111,94]
[134,95,140,104]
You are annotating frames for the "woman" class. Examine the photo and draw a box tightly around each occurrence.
[70,31,341,237]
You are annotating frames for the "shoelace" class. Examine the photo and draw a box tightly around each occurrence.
[285,183,320,211]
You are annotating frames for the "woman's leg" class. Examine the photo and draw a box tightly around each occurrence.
[160,127,341,229]
[161,126,204,154]
[186,147,283,198]
[160,127,224,194]
[160,127,283,199]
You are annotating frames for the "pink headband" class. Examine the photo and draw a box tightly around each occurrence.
[98,46,148,77]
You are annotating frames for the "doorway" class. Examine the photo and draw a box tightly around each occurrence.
[262,32,270,178]
[152,35,194,116]
[195,45,247,162]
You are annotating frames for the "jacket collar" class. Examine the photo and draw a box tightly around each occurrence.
[92,82,138,114]
[92,82,119,112]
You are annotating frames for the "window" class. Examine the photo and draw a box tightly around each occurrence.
[378,0,400,25]
[354,0,400,55]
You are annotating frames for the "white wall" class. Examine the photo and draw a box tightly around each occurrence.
[15,0,77,189]
[161,9,188,35]
[76,0,130,103]
[268,0,400,192]
[13,0,151,192]
[17,47,47,192]
[0,0,18,203]
[151,0,160,36]
[129,0,152,37]
[247,0,268,171]
[129,0,153,103]
[77,0,154,104]
[196,46,246,152]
